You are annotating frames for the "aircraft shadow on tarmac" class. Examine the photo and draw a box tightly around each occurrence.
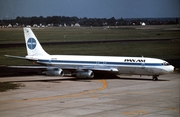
[3,75,169,83]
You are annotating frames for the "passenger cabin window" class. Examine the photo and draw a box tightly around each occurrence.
[162,62,170,66]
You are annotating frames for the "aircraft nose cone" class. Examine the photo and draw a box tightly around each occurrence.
[169,65,174,73]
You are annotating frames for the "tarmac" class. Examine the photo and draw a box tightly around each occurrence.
[0,73,180,117]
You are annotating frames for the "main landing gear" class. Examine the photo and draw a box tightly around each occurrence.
[152,75,159,81]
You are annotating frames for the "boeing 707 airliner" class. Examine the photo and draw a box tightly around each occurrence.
[6,28,174,81]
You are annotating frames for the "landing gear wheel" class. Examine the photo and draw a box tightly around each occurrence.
[152,76,158,81]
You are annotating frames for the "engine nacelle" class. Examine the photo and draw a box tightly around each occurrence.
[44,68,64,76]
[76,70,94,78]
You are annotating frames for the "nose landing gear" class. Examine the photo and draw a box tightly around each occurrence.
[152,76,159,81]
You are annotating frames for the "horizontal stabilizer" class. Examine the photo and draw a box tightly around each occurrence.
[5,55,27,59]
[5,55,37,61]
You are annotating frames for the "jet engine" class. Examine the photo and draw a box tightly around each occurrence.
[76,70,94,78]
[44,68,64,76]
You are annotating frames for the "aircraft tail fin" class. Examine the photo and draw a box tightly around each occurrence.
[23,28,49,56]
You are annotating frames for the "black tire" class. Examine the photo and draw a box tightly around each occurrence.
[153,76,158,81]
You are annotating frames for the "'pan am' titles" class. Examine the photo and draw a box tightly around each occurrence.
[124,59,145,62]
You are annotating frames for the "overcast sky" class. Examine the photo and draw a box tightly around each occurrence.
[0,0,180,19]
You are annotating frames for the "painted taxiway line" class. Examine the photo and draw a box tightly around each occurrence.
[1,79,108,103]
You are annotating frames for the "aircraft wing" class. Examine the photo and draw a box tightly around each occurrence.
[5,55,119,74]
[75,66,119,73]
[7,65,119,74]
[7,65,49,69]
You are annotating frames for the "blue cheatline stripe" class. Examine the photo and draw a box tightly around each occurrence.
[37,59,163,66]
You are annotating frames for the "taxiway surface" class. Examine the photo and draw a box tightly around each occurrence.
[0,73,179,117]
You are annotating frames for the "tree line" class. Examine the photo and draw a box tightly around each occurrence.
[0,16,179,27]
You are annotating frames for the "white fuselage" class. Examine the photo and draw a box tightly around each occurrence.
[7,28,175,80]
[28,55,174,76]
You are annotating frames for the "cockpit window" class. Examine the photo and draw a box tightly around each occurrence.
[162,62,170,66]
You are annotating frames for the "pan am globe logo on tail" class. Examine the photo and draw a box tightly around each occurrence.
[27,38,36,50]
